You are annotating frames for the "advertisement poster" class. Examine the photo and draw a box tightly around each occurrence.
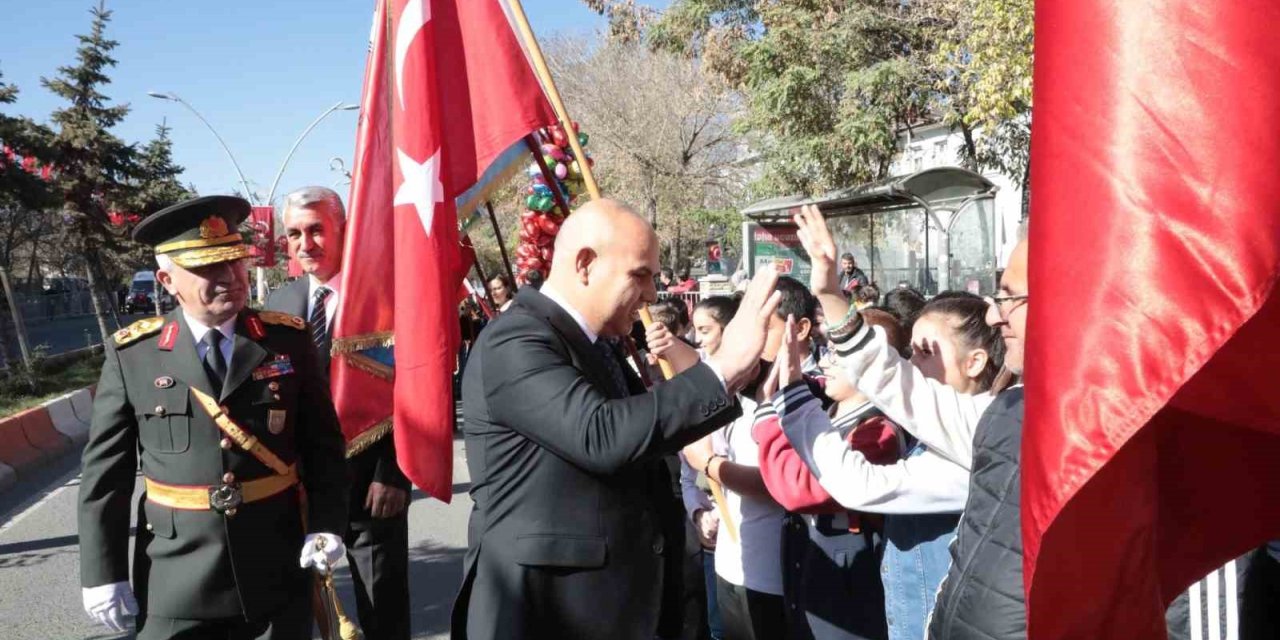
[747,223,811,284]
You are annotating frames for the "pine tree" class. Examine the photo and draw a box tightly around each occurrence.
[117,121,193,301]
[42,1,138,342]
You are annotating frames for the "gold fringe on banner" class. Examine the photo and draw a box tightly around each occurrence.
[345,419,393,458]
[331,332,395,355]
[341,352,394,381]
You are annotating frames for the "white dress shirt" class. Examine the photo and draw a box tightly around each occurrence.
[539,285,598,343]
[306,275,341,331]
[184,311,237,369]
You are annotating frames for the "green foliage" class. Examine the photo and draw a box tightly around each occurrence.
[41,1,138,256]
[591,0,1033,194]
[0,349,103,417]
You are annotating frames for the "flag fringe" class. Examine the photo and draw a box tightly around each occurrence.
[345,419,393,459]
[339,352,395,382]
[332,332,395,354]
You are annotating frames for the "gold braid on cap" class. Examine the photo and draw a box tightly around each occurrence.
[155,233,244,254]
[170,244,252,268]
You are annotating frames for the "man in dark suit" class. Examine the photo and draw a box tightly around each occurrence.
[452,199,782,640]
[267,186,412,640]
[78,195,349,639]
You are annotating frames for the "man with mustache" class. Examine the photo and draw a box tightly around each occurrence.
[268,186,412,640]
[78,195,349,639]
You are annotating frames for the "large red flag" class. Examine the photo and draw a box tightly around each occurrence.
[333,0,555,502]
[1022,1,1280,637]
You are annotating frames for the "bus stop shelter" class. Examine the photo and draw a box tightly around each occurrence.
[740,167,1001,296]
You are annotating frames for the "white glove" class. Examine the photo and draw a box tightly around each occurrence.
[82,581,138,633]
[299,532,345,573]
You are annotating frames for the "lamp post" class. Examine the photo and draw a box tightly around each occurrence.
[147,91,256,203]
[148,92,355,303]
[266,102,358,204]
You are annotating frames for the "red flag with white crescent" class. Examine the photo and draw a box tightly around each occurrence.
[334,0,554,502]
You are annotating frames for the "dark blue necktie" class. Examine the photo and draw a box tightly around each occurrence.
[593,339,629,397]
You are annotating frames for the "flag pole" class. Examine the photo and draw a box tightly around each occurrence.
[508,0,736,543]
[506,0,601,200]
[483,201,516,284]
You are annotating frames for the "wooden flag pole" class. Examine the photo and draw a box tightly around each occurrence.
[509,0,736,543]
[506,0,600,199]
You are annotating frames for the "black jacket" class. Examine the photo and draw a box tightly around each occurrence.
[266,277,410,507]
[78,309,348,620]
[928,387,1026,640]
[451,287,741,640]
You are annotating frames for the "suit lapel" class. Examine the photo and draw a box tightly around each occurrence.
[165,312,218,399]
[516,289,621,399]
[221,312,269,402]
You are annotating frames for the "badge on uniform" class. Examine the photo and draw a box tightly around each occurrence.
[268,409,287,434]
[154,376,174,389]
[252,356,294,381]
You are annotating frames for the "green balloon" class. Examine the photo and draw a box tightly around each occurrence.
[577,132,590,147]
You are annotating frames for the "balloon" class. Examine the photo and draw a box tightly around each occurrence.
[577,132,590,146]
[526,164,542,178]
[554,163,568,180]
[569,161,581,177]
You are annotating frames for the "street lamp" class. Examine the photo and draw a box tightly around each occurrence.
[147,91,256,203]
[266,102,358,204]
[149,92,356,303]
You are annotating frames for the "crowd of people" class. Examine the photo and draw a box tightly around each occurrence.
[75,187,1277,640]
[454,202,1278,640]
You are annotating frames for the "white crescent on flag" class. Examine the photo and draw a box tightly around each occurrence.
[394,0,432,110]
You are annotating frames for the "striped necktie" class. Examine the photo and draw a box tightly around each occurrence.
[310,286,331,351]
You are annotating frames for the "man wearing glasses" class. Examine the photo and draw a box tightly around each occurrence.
[926,227,1030,640]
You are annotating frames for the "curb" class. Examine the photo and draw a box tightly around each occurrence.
[0,384,97,493]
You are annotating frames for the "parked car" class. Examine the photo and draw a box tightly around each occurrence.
[124,271,173,314]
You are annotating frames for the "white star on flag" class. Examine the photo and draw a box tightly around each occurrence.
[394,0,431,110]
[394,147,443,235]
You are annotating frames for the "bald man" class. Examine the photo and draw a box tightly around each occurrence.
[451,200,781,640]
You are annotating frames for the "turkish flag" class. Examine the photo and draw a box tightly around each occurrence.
[333,0,554,502]
[1022,1,1280,638]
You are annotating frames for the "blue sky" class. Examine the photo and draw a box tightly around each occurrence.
[0,0,622,205]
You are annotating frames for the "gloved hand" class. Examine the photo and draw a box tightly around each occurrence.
[299,532,346,573]
[82,581,138,633]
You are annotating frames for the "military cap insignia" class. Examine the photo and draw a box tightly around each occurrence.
[113,317,166,347]
[199,215,230,239]
[258,310,306,330]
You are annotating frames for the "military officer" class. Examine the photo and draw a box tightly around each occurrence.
[77,195,350,639]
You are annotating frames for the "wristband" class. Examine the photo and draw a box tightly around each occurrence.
[702,453,725,477]
[825,305,860,339]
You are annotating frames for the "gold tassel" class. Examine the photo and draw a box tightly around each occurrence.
[331,332,396,354]
[312,538,365,640]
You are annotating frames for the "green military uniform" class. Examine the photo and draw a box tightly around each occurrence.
[77,196,348,637]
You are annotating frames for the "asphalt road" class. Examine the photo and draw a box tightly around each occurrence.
[0,426,473,640]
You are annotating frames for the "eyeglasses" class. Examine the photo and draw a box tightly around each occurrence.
[984,293,1029,319]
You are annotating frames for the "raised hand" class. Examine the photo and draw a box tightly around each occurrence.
[709,266,782,393]
[793,203,851,324]
[775,315,804,393]
[793,204,841,298]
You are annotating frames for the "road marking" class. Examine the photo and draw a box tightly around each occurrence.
[0,467,81,537]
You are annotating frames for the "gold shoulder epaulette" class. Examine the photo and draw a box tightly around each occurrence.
[258,310,307,330]
[113,317,165,347]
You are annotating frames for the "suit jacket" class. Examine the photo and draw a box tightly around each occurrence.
[265,277,410,516]
[77,308,348,620]
[451,288,741,640]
